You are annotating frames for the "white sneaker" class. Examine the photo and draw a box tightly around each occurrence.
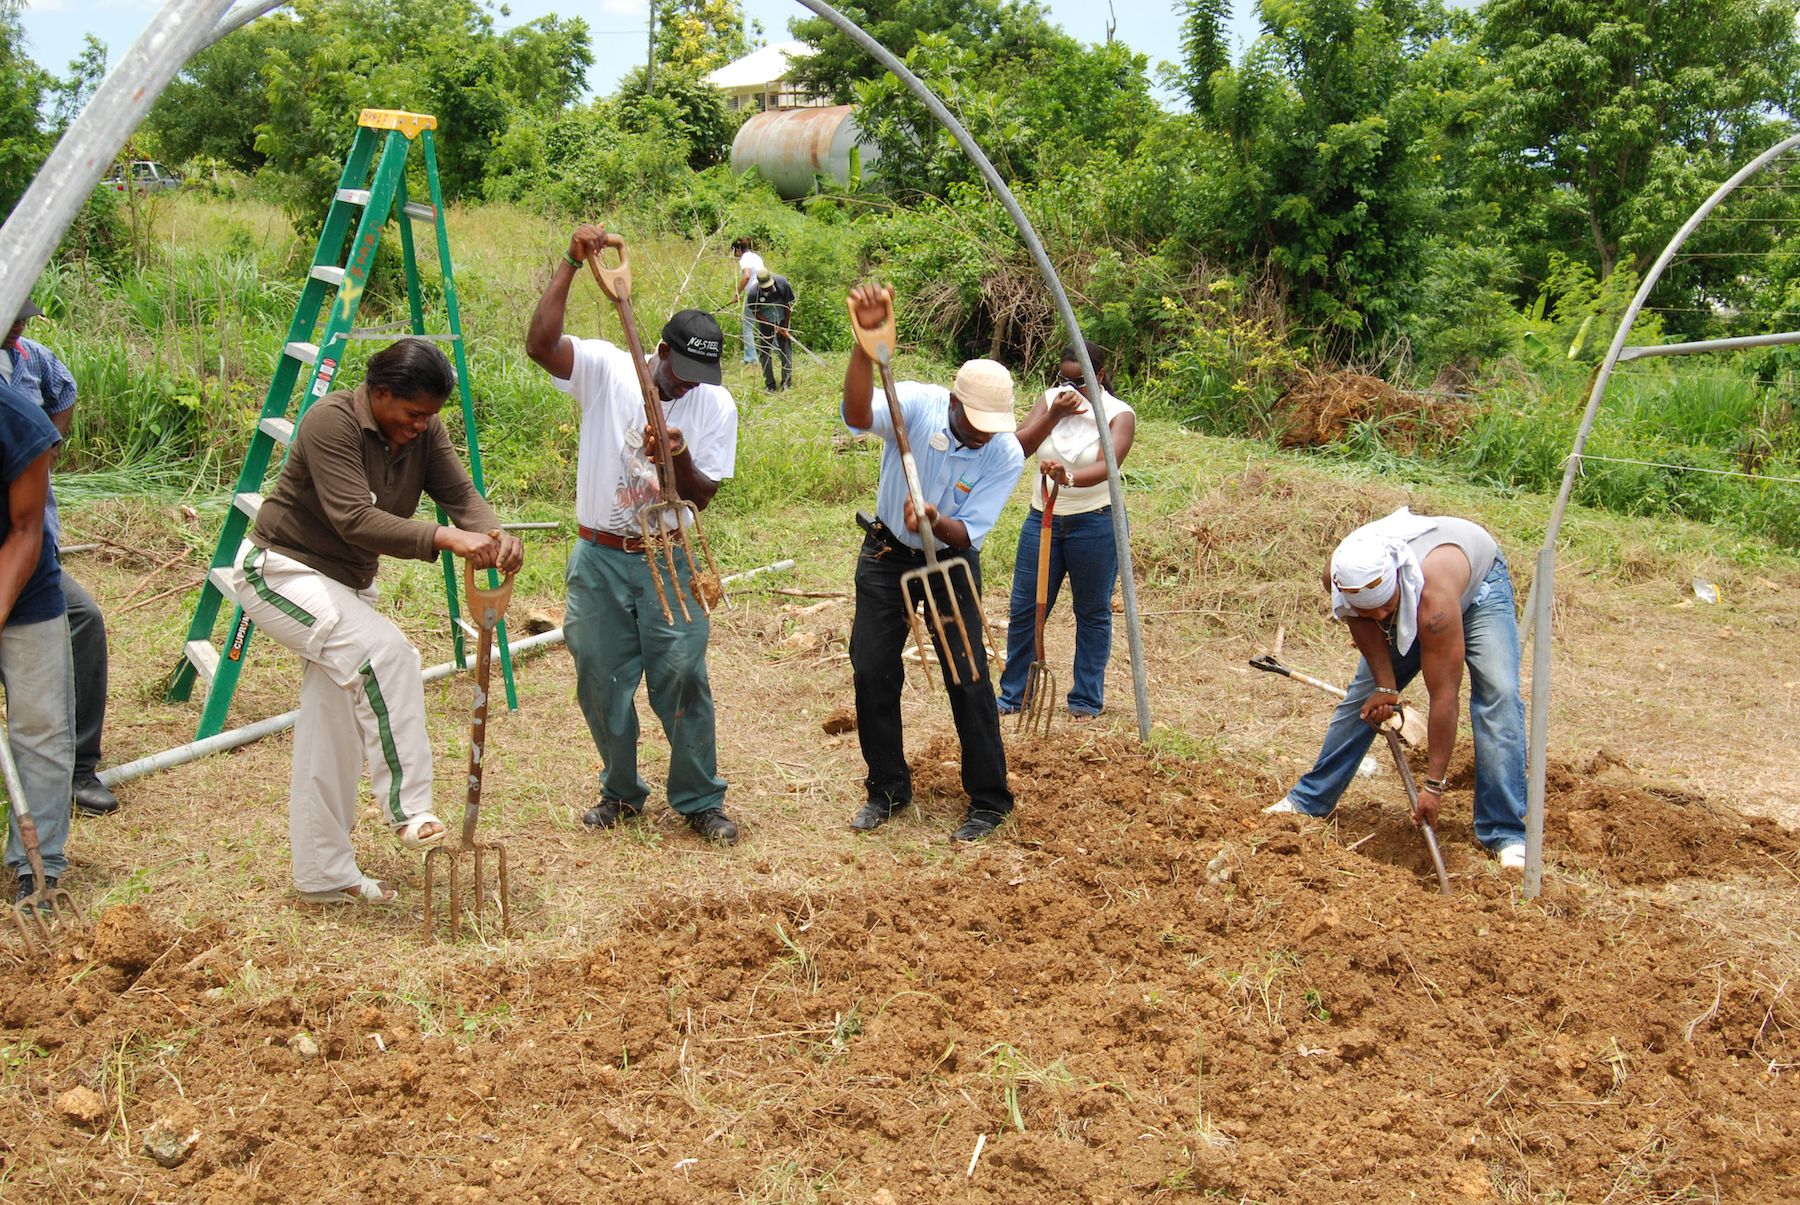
[1263,796,1301,815]
[1497,843,1526,871]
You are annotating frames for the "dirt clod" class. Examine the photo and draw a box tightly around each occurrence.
[289,1032,320,1061]
[91,904,172,975]
[821,707,857,735]
[142,1101,201,1168]
[54,1086,105,1129]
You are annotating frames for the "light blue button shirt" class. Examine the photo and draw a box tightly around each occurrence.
[846,381,1023,552]
[3,336,74,545]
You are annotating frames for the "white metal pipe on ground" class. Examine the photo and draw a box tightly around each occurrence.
[96,558,795,787]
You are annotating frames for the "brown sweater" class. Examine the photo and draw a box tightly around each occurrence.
[252,385,500,590]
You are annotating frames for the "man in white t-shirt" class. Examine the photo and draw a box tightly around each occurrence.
[528,224,742,845]
[730,237,766,365]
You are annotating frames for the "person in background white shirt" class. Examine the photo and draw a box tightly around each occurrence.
[730,237,766,365]
[996,341,1136,721]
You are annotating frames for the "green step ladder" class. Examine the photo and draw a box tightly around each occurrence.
[167,108,517,739]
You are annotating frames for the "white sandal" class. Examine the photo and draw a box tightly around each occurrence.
[299,876,397,905]
[392,812,447,851]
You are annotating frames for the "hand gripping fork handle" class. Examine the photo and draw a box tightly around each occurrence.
[1018,471,1060,734]
[847,291,984,685]
[1382,728,1454,896]
[424,563,516,938]
[0,721,86,951]
[584,233,724,624]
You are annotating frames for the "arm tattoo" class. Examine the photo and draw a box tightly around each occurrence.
[1425,608,1452,635]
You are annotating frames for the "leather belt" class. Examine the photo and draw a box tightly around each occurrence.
[578,524,646,553]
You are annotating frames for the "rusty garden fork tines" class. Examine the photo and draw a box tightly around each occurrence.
[584,234,725,624]
[1,721,87,952]
[1019,473,1061,736]
[424,563,516,940]
[847,290,984,685]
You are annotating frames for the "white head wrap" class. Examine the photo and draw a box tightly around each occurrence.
[1329,507,1437,654]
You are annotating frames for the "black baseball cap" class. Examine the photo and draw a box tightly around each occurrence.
[661,309,724,386]
[11,298,42,324]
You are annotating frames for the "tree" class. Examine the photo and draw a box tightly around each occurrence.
[787,0,1064,104]
[49,35,107,133]
[616,65,734,169]
[654,0,755,74]
[0,8,50,217]
[146,15,315,171]
[1478,0,1800,281]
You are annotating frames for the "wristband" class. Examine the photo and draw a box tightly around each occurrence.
[667,435,688,458]
[561,249,580,268]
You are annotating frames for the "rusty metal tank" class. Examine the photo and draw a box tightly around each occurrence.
[729,105,879,199]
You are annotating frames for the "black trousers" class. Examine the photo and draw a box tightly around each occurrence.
[849,530,1012,819]
[62,572,107,777]
[753,312,791,389]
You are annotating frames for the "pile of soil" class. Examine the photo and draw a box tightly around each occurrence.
[1,737,1794,1201]
[1277,367,1468,451]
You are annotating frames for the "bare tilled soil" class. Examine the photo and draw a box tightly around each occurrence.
[3,735,1796,1202]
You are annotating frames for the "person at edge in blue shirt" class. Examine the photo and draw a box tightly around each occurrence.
[3,299,117,817]
[0,375,77,910]
[839,283,1025,843]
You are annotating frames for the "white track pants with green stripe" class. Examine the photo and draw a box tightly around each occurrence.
[224,543,434,894]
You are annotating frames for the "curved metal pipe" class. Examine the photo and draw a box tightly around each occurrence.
[792,0,1152,740]
[1522,131,1800,899]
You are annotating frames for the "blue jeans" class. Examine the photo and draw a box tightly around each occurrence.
[564,540,727,816]
[996,507,1118,717]
[740,302,758,363]
[1285,555,1527,851]
[2,616,76,880]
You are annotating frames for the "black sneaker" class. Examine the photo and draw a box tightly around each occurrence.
[951,813,1004,843]
[73,774,121,817]
[581,799,643,830]
[686,809,739,846]
[14,874,57,914]
[850,800,901,832]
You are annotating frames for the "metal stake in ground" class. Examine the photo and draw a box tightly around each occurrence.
[846,290,984,684]
[584,233,725,623]
[0,724,88,951]
[424,564,516,939]
[1019,471,1060,735]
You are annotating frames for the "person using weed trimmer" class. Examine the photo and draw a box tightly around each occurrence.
[225,339,524,905]
[1266,508,1529,869]
[841,283,1024,843]
[528,223,742,847]
[0,375,77,912]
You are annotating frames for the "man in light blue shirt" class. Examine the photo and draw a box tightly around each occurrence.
[3,300,116,817]
[841,284,1025,842]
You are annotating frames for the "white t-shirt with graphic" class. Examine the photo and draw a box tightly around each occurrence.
[552,338,738,534]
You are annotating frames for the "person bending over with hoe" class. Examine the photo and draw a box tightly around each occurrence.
[1266,508,1529,869]
[527,223,742,847]
[996,340,1135,724]
[841,283,1024,843]
[0,377,76,911]
[225,338,524,905]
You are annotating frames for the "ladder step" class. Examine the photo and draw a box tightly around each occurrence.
[208,566,236,596]
[259,416,294,445]
[285,341,319,366]
[335,188,372,206]
[344,329,459,343]
[310,265,346,287]
[233,491,264,520]
[403,202,437,223]
[185,639,220,686]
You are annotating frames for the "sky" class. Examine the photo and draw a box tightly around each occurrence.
[14,0,1265,102]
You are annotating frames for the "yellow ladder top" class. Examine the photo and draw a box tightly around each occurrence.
[358,109,437,139]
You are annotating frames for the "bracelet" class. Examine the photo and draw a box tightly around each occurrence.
[561,249,580,268]
[1422,777,1449,794]
[1370,686,1400,697]
[667,436,688,458]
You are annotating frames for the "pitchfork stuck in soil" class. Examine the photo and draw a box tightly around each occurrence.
[1,723,88,952]
[584,233,725,623]
[848,290,985,684]
[423,564,515,939]
[1018,471,1061,734]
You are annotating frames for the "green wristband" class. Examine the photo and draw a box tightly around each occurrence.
[561,249,580,268]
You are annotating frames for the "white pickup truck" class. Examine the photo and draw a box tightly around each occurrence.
[101,160,183,192]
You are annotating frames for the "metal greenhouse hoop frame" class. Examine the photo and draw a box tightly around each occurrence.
[0,0,1153,779]
[1521,131,1800,899]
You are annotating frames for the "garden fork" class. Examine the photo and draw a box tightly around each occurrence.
[423,563,516,939]
[585,233,725,623]
[1018,471,1061,734]
[0,722,87,951]
[847,290,984,684]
